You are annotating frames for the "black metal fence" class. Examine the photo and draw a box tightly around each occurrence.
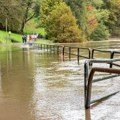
[33,43,120,109]
[84,59,120,109]
[91,49,120,68]
[34,44,120,65]
[34,43,91,64]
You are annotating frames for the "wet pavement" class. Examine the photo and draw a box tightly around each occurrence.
[0,41,120,120]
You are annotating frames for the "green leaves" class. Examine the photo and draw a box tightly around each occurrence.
[0,0,23,32]
[40,1,82,42]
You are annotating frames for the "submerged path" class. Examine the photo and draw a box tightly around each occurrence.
[0,40,120,119]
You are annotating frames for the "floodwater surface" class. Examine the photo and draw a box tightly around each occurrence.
[0,40,120,120]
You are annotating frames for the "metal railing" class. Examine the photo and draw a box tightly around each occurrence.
[34,44,120,65]
[91,49,120,68]
[84,59,120,109]
[62,46,91,64]
[34,43,60,53]
[34,43,120,109]
[34,43,91,64]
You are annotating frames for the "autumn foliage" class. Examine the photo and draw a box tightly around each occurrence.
[87,5,98,35]
[42,2,82,42]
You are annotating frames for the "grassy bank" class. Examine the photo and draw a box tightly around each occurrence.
[0,30,22,43]
[0,30,52,44]
[0,19,47,44]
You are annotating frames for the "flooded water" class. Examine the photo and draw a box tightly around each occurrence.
[0,40,120,120]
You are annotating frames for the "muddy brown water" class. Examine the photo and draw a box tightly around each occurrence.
[0,40,120,120]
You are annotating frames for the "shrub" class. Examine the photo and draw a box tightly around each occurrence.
[90,22,110,41]
[42,2,83,43]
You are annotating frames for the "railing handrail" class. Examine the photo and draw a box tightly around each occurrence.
[85,58,120,64]
[84,58,120,109]
[34,43,91,64]
[34,43,120,109]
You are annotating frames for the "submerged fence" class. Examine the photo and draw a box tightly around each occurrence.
[33,43,120,109]
[91,49,120,68]
[34,43,120,65]
[34,43,91,64]
[84,59,120,109]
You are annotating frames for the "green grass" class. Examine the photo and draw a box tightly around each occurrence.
[0,19,47,44]
[0,30,53,44]
[0,30,22,43]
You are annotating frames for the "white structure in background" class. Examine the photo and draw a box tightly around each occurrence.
[32,34,38,41]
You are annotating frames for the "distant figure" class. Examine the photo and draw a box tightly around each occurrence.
[22,35,27,44]
[29,35,33,46]
[22,35,24,43]
[29,35,32,41]
[24,35,27,44]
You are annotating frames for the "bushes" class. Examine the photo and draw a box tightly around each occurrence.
[90,22,110,41]
[40,1,83,43]
[47,2,83,42]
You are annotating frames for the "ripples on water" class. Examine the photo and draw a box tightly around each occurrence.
[0,41,120,120]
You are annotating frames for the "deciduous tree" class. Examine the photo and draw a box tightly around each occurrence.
[44,2,82,42]
[0,0,23,32]
[20,0,40,33]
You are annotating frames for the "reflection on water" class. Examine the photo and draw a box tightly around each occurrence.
[85,109,91,120]
[0,41,120,120]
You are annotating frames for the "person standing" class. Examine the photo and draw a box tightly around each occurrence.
[24,35,27,44]
[29,35,33,46]
[22,35,27,44]
[22,35,25,43]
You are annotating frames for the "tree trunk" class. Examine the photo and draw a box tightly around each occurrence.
[20,2,30,33]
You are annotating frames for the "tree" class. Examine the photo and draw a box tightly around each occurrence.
[64,0,113,41]
[0,0,23,32]
[44,2,82,42]
[90,22,110,41]
[103,0,120,36]
[20,0,40,33]
[64,0,82,26]
[40,0,62,27]
[89,0,110,40]
[64,0,98,40]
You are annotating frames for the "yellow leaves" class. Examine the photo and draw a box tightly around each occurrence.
[87,5,98,34]
[110,0,120,8]
[115,0,120,7]
[46,2,82,42]
[87,13,98,33]
[87,5,95,11]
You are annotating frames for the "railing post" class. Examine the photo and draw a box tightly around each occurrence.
[89,48,91,59]
[84,61,89,107]
[69,47,71,61]
[89,49,94,67]
[110,51,114,68]
[84,59,120,109]
[44,44,45,50]
[54,45,55,52]
[77,48,80,65]
[49,45,51,52]
[41,44,42,50]
[47,45,48,52]
[48,45,50,52]
[37,44,39,49]
[85,68,94,109]
[57,46,59,53]
[91,49,94,59]
[62,46,65,61]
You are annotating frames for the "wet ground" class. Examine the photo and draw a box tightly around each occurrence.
[0,40,120,120]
